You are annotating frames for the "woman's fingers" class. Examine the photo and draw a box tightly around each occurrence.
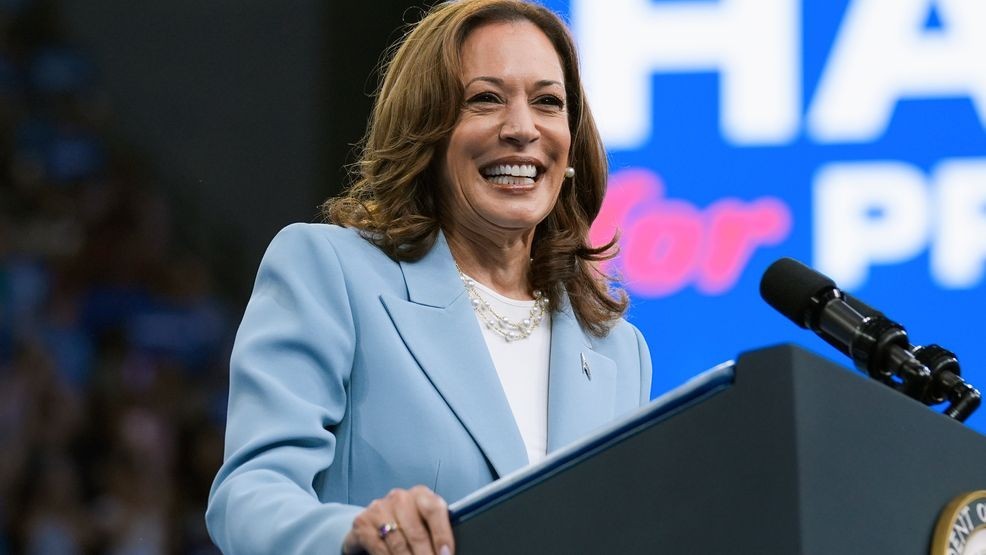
[378,517,412,554]
[410,486,454,555]
[344,487,453,555]
[386,488,433,554]
[345,499,404,554]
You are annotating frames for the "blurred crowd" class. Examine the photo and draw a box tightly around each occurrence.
[1,2,232,554]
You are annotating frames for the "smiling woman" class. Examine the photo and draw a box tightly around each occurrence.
[325,0,619,333]
[206,1,653,554]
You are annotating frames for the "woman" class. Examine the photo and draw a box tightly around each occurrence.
[206,1,652,554]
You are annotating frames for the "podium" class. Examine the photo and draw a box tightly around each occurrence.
[449,344,986,553]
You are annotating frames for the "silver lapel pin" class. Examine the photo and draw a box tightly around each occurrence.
[580,352,592,381]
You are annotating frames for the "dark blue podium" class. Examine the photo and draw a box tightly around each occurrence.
[450,344,986,553]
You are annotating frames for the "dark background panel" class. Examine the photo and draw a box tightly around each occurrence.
[57,0,428,302]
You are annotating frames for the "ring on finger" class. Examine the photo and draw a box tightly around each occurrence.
[378,521,400,540]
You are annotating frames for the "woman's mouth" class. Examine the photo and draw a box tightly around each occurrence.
[480,163,541,186]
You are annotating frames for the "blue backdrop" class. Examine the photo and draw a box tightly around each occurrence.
[540,0,986,433]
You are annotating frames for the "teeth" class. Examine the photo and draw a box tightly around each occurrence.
[481,164,538,178]
[488,175,535,185]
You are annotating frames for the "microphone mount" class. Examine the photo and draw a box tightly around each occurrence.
[912,344,981,421]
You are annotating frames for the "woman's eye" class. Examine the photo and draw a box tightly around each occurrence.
[536,95,565,109]
[467,92,501,104]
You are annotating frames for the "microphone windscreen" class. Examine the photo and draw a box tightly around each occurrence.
[759,257,836,329]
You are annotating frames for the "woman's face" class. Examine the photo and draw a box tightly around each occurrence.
[440,19,571,240]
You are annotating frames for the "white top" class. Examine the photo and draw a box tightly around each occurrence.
[466,277,551,465]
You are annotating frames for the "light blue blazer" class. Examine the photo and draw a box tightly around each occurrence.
[206,223,652,554]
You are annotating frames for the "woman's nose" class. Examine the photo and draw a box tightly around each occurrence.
[499,104,540,145]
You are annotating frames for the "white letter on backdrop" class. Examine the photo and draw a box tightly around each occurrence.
[572,0,800,149]
[814,162,930,289]
[809,0,986,143]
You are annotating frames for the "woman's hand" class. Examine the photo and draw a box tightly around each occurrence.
[342,485,455,555]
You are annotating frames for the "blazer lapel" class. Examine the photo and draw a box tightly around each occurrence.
[546,302,617,452]
[379,232,529,478]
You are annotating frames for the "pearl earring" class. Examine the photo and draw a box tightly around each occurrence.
[564,167,575,179]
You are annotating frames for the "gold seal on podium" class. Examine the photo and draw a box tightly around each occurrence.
[932,490,986,555]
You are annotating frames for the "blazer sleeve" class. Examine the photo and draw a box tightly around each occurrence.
[633,324,653,405]
[206,224,361,554]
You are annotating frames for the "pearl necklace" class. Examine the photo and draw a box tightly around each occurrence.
[458,270,548,342]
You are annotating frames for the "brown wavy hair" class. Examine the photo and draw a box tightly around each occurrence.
[323,0,627,336]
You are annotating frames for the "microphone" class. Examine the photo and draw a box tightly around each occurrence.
[760,257,930,396]
[759,258,980,421]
